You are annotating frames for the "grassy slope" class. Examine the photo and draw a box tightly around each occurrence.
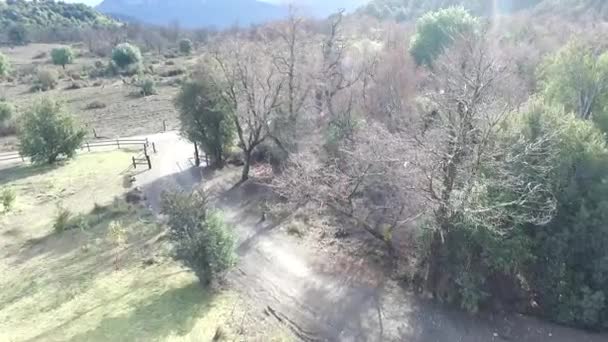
[0,151,290,342]
[0,43,192,152]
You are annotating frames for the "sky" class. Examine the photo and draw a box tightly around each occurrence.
[63,0,369,7]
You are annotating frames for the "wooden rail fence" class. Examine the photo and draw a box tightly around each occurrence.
[0,138,154,164]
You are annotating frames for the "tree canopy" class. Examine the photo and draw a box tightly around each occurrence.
[409,6,479,67]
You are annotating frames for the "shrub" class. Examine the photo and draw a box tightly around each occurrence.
[410,7,479,67]
[51,47,74,69]
[179,38,193,55]
[0,101,14,124]
[135,77,157,97]
[85,101,106,110]
[31,68,58,92]
[160,189,236,285]
[160,68,185,77]
[0,53,10,78]
[53,206,73,232]
[18,99,85,164]
[1,188,16,212]
[33,51,47,60]
[110,43,142,75]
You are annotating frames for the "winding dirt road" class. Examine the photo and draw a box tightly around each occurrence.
[137,132,608,342]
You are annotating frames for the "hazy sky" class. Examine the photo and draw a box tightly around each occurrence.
[62,0,369,7]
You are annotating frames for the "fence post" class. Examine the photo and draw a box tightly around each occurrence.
[86,141,90,152]
[132,156,136,169]
[144,144,148,157]
[93,128,98,139]
[152,142,157,153]
[146,155,152,170]
[163,120,167,132]
[116,139,120,149]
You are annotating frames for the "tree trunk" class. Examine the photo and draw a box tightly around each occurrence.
[241,150,252,182]
[193,143,200,167]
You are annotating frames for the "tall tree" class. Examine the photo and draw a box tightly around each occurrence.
[209,37,283,182]
[175,73,235,168]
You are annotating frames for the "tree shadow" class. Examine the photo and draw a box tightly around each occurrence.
[0,162,58,187]
[65,282,210,342]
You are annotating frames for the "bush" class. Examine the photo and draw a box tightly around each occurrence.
[51,47,74,69]
[110,43,142,75]
[135,77,157,97]
[53,206,73,232]
[160,189,236,285]
[18,99,85,164]
[410,7,479,67]
[160,68,185,77]
[0,53,10,78]
[31,68,58,92]
[179,38,193,55]
[1,188,16,212]
[0,101,14,124]
[85,101,106,110]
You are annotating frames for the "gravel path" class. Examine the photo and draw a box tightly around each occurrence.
[136,132,608,342]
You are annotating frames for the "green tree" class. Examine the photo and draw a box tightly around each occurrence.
[538,41,608,133]
[160,189,236,285]
[51,47,74,69]
[409,6,479,67]
[178,38,193,55]
[7,24,27,46]
[18,99,85,164]
[0,52,10,78]
[175,76,235,167]
[110,43,142,75]
[517,102,608,329]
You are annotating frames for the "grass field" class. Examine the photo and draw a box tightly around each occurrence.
[0,151,291,342]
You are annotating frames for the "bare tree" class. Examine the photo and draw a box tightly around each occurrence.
[208,37,283,182]
[269,11,314,155]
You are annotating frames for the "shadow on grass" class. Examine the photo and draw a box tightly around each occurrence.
[0,162,58,187]
[14,198,153,266]
[66,282,210,342]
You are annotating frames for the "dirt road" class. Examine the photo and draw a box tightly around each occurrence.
[137,132,607,342]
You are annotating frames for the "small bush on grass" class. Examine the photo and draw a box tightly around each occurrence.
[19,99,85,164]
[53,206,73,232]
[85,101,107,110]
[179,38,193,55]
[1,188,16,213]
[31,68,58,92]
[51,47,75,69]
[161,189,236,285]
[0,101,14,124]
[0,53,11,78]
[160,68,185,77]
[134,77,157,97]
[110,43,142,76]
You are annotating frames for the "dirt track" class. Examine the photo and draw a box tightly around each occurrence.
[137,132,608,342]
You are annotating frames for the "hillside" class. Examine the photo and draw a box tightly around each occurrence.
[355,0,608,21]
[96,0,286,28]
[0,0,118,29]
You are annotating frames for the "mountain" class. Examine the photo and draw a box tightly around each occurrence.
[0,0,118,30]
[96,0,287,28]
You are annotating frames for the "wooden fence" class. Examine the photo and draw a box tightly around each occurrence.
[0,138,153,164]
